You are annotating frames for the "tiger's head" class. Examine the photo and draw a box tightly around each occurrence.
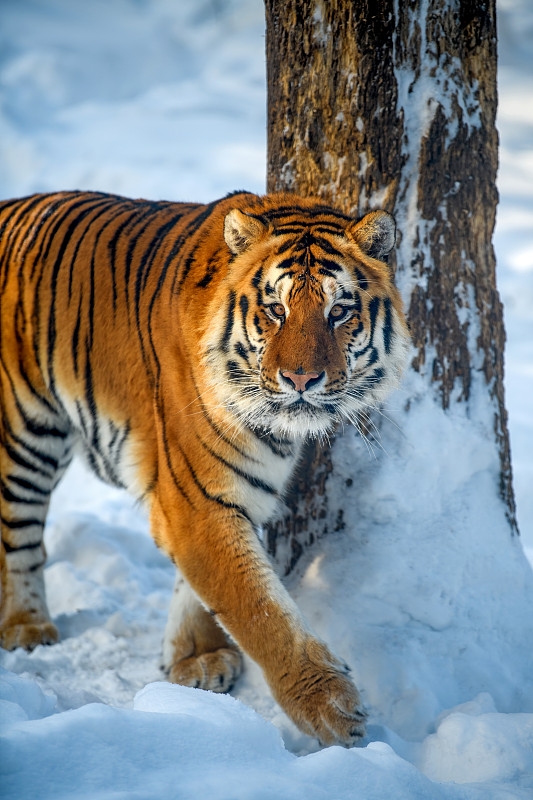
[203,196,410,439]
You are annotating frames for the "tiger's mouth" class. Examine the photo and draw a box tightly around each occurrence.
[289,396,311,408]
[286,398,316,415]
[254,391,339,438]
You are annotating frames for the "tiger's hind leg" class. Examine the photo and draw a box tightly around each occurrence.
[0,401,73,651]
[162,575,242,693]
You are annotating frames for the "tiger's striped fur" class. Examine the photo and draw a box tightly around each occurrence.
[0,190,409,746]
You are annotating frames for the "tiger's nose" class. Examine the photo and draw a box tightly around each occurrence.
[281,370,321,392]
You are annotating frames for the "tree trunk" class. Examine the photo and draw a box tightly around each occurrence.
[264,0,517,574]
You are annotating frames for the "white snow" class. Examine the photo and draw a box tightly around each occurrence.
[1,1,533,798]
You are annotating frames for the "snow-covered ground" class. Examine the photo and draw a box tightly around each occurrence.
[1,1,533,798]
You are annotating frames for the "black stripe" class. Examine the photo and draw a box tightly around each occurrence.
[199,438,277,495]
[274,271,296,287]
[44,197,114,396]
[357,367,385,392]
[171,199,220,295]
[83,337,97,421]
[196,252,221,288]
[220,291,236,353]
[235,342,250,364]
[275,238,298,254]
[347,296,378,362]
[75,399,89,440]
[253,313,263,336]
[355,268,369,291]
[254,430,293,458]
[0,194,56,294]
[108,421,124,455]
[7,474,49,495]
[271,226,307,236]
[0,338,57,427]
[29,195,84,281]
[365,348,379,368]
[251,266,263,289]
[238,294,256,354]
[312,225,346,234]
[189,372,256,461]
[313,236,344,255]
[86,205,130,350]
[144,207,208,388]
[0,482,46,506]
[1,517,43,530]
[124,209,162,309]
[275,255,303,271]
[2,539,42,553]
[368,296,380,341]
[317,258,342,273]
[2,413,60,472]
[383,298,393,354]
[152,392,196,508]
[134,214,187,378]
[23,415,67,441]
[15,195,67,279]
[226,360,249,383]
[107,205,140,307]
[13,343,57,415]
[65,200,116,302]
[177,439,252,523]
[72,292,83,377]
[111,422,131,469]
[3,373,68,440]
[1,436,53,478]
[134,211,186,317]
[265,205,351,221]
[82,340,120,484]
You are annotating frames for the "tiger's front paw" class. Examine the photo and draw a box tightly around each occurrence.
[0,621,59,651]
[168,646,242,693]
[271,638,367,747]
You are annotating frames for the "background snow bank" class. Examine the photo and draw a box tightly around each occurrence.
[1,0,533,798]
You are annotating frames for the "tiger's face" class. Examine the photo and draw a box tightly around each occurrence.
[203,202,410,439]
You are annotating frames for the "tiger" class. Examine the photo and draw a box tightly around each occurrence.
[0,190,409,746]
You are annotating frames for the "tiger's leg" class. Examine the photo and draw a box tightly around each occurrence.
[152,494,366,747]
[0,402,73,651]
[162,574,241,693]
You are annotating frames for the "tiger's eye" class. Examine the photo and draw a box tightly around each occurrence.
[270,303,285,318]
[330,304,345,319]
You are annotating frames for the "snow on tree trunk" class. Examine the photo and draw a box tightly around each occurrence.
[264,0,517,573]
[264,0,533,736]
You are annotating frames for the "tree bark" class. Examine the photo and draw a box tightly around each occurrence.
[264,0,517,573]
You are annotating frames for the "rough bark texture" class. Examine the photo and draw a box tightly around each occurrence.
[265,0,517,570]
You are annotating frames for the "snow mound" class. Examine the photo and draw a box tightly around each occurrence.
[3,672,532,799]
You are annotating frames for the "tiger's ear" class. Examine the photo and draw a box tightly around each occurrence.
[224,209,268,254]
[346,210,396,260]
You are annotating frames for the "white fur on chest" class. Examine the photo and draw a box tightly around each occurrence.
[231,435,301,526]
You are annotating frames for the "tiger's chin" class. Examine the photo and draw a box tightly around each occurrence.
[231,397,338,441]
[271,404,337,440]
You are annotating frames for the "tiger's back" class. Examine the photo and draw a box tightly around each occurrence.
[1,192,204,495]
[0,190,409,747]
